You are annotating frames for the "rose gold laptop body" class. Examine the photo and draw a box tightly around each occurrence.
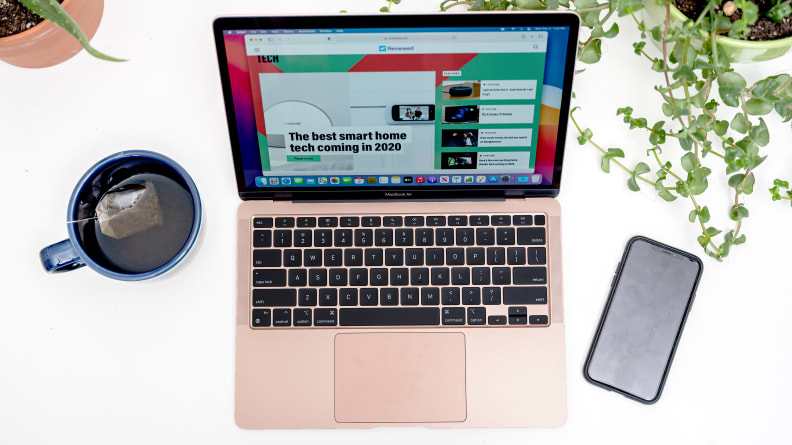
[214,11,580,429]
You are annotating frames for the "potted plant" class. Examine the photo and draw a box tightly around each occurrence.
[0,0,122,68]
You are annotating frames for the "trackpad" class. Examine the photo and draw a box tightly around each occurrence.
[335,332,467,423]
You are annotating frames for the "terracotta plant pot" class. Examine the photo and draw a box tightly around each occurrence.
[0,0,104,68]
[642,0,792,63]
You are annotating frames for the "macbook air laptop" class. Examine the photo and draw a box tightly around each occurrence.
[213,11,580,428]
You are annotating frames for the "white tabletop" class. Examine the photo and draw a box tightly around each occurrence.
[2,0,791,443]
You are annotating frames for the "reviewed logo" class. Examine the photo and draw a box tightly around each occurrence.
[378,45,387,52]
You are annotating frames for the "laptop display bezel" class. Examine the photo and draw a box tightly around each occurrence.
[213,12,580,200]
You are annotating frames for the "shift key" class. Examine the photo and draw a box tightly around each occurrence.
[503,286,547,305]
[253,269,286,287]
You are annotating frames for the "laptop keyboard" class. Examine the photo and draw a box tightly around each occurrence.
[249,213,550,328]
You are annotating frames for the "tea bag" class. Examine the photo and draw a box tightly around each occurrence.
[96,181,163,239]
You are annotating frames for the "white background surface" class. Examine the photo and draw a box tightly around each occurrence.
[2,0,791,443]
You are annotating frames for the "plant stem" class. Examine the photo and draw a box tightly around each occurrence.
[576,4,610,12]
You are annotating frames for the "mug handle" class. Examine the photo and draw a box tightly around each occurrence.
[40,239,86,273]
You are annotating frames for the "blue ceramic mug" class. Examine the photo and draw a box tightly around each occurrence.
[40,150,202,281]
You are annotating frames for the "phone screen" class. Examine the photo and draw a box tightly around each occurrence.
[585,237,702,403]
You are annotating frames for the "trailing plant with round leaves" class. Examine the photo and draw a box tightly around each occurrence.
[423,0,792,261]
[17,0,124,61]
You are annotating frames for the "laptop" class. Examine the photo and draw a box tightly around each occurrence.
[213,11,580,428]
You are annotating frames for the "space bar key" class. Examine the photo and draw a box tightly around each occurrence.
[339,308,440,326]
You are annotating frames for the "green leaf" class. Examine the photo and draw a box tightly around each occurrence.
[775,179,790,188]
[579,39,602,64]
[729,204,750,221]
[731,113,749,134]
[627,176,640,191]
[750,118,769,147]
[713,120,729,136]
[607,148,625,158]
[634,162,650,175]
[699,206,711,223]
[689,210,698,223]
[601,155,612,173]
[718,72,746,107]
[617,106,633,116]
[577,128,593,145]
[681,152,697,172]
[768,2,792,23]
[746,98,773,115]
[19,0,125,62]
[706,226,722,237]
[633,41,646,56]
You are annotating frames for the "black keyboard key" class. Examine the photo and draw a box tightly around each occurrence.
[421,287,440,305]
[304,250,322,267]
[329,268,348,286]
[487,247,505,265]
[405,248,424,266]
[273,308,291,326]
[273,230,292,247]
[530,315,549,325]
[383,216,403,227]
[513,215,533,226]
[365,248,383,266]
[503,287,548,305]
[253,217,273,228]
[380,288,399,306]
[482,287,501,305]
[446,248,464,265]
[355,229,373,247]
[349,268,368,286]
[497,227,516,245]
[410,267,430,286]
[370,268,388,286]
[456,228,474,246]
[252,309,271,327]
[467,307,486,325]
[488,315,507,325]
[294,230,312,247]
[462,287,481,305]
[319,217,338,227]
[492,267,511,285]
[340,307,440,326]
[294,308,312,326]
[395,228,414,246]
[508,307,528,325]
[475,228,495,246]
[362,216,381,227]
[466,247,485,265]
[375,229,394,246]
[360,288,378,306]
[507,247,527,265]
[405,216,424,226]
[534,214,546,225]
[314,308,337,326]
[253,230,272,247]
[340,288,358,306]
[400,288,420,305]
[509,315,527,325]
[319,288,338,306]
[275,217,295,228]
[431,267,450,285]
[441,287,460,305]
[341,216,359,227]
[470,215,489,226]
[513,267,548,285]
[299,289,317,306]
[252,289,296,307]
[451,267,470,285]
[314,229,333,247]
[427,216,446,226]
[297,217,316,227]
[324,249,343,267]
[385,248,404,266]
[436,228,454,246]
[334,229,353,247]
[253,249,281,267]
[283,249,301,267]
[517,227,546,245]
[528,247,547,265]
[390,268,409,286]
[448,215,467,226]
[344,249,363,266]
[509,306,528,316]
[442,307,465,325]
[415,228,434,246]
[309,268,327,286]
[288,269,307,287]
[471,267,491,285]
[253,269,286,287]
[492,215,511,226]
[426,248,444,265]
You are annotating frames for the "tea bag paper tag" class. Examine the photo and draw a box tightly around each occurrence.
[96,181,163,239]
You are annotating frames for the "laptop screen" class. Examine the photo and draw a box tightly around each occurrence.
[215,14,578,196]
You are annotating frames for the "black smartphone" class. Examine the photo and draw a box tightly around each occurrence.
[584,236,703,404]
